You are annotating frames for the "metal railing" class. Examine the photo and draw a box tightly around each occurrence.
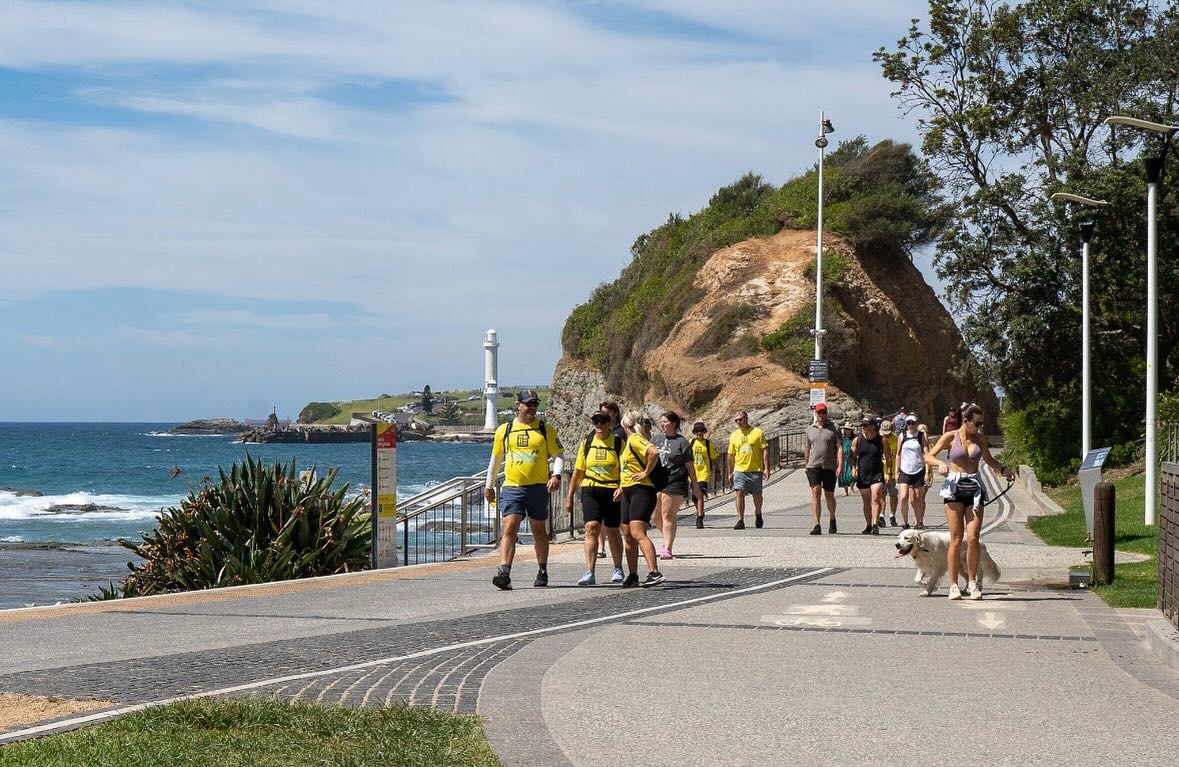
[1163,422,1179,464]
[388,428,806,567]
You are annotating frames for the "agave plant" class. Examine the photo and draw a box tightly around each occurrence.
[96,455,370,598]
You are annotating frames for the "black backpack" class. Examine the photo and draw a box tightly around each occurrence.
[628,440,669,491]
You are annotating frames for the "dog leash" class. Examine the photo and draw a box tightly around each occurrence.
[981,477,1015,508]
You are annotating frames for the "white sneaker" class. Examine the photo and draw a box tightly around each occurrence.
[948,584,962,600]
[610,567,624,584]
[968,581,982,600]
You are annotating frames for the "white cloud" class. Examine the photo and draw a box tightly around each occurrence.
[12,333,62,349]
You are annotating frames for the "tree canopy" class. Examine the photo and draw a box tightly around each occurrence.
[875,0,1179,479]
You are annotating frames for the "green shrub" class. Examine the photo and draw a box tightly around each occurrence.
[298,402,340,424]
[695,301,766,357]
[95,455,370,598]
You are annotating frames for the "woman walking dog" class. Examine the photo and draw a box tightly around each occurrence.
[925,403,1014,600]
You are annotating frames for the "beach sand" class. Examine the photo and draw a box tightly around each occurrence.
[0,544,137,610]
[0,693,112,730]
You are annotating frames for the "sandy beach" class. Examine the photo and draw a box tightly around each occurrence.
[0,544,137,609]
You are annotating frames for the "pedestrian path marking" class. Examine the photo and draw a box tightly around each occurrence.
[955,601,1025,611]
[765,615,874,628]
[821,591,850,603]
[781,604,859,616]
[977,612,1005,630]
[0,567,833,744]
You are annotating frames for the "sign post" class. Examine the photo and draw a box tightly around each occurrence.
[808,360,828,408]
[371,421,399,568]
[1079,447,1110,536]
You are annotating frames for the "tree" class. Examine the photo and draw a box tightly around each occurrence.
[437,401,462,424]
[421,385,434,414]
[875,0,1179,476]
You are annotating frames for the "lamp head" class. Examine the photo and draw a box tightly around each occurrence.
[1049,192,1109,208]
[1103,115,1179,136]
[821,119,835,134]
[815,135,828,149]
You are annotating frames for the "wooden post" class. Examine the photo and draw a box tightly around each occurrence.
[1093,481,1116,585]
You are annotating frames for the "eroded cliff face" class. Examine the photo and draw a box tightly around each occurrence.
[549,229,996,448]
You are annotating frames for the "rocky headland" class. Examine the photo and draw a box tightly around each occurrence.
[169,418,250,435]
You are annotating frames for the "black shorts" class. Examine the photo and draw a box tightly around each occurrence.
[898,470,926,488]
[621,485,657,525]
[581,486,621,528]
[856,474,884,490]
[697,482,709,497]
[661,480,689,497]
[806,467,836,492]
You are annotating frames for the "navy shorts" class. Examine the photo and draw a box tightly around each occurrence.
[499,484,550,520]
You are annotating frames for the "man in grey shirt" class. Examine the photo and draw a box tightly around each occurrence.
[804,402,842,535]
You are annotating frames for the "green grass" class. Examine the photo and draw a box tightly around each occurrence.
[1030,474,1158,608]
[0,699,503,767]
[311,388,550,425]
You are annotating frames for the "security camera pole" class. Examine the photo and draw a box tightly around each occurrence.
[1049,192,1108,461]
[1103,115,1178,526]
[813,111,834,360]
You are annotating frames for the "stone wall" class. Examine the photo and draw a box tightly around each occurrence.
[1161,462,1179,630]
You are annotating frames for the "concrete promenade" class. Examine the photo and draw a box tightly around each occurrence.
[2,468,1178,765]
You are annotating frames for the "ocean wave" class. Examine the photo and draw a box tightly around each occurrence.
[0,490,175,522]
[1,535,24,542]
[144,431,231,438]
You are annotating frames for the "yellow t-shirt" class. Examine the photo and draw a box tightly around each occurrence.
[727,427,766,473]
[492,418,563,487]
[882,434,898,478]
[690,437,719,483]
[575,434,622,488]
[620,433,655,488]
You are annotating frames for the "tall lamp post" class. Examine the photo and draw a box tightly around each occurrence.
[813,112,835,360]
[1103,115,1178,526]
[1050,192,1109,461]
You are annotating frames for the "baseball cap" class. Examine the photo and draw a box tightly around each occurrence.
[906,414,918,423]
[814,402,828,413]
[861,415,876,426]
[590,412,610,424]
[692,421,707,432]
[516,389,541,404]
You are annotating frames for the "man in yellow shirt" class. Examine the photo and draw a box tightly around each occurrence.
[483,390,564,590]
[727,410,769,529]
[880,419,899,527]
[690,421,718,528]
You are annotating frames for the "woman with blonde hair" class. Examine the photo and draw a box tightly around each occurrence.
[615,410,665,586]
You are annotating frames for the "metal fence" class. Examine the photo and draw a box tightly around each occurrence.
[1163,422,1179,464]
[1161,463,1179,630]
[391,428,806,566]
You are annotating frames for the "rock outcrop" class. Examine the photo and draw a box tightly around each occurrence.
[550,229,996,449]
[169,418,250,435]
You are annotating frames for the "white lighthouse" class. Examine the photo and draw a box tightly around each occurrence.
[483,329,500,432]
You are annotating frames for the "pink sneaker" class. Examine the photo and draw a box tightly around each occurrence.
[659,547,673,561]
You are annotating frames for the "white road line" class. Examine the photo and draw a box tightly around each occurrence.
[0,567,832,743]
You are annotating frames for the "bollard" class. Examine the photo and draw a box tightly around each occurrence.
[1093,481,1116,585]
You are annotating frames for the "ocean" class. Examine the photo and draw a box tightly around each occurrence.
[0,423,490,545]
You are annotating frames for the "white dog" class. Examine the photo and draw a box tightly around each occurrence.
[893,528,1001,597]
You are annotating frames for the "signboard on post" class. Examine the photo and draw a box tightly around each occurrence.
[1079,447,1110,535]
[808,359,829,383]
[371,421,399,568]
[809,385,826,408]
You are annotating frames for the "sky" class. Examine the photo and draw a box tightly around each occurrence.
[0,0,937,422]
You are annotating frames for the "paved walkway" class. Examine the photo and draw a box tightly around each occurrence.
[2,468,1177,765]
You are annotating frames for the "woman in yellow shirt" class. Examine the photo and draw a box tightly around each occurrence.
[565,412,625,586]
[614,410,664,587]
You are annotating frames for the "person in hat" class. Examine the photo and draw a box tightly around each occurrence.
[880,418,899,527]
[689,421,718,528]
[851,415,885,534]
[566,411,625,586]
[484,389,564,590]
[895,414,927,529]
[837,422,855,496]
[803,402,841,535]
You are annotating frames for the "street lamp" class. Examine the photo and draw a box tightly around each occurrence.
[1103,115,1178,526]
[813,112,835,360]
[1050,192,1109,462]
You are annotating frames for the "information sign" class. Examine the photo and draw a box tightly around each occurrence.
[808,359,829,383]
[809,386,826,407]
[371,422,399,568]
[1079,446,1110,536]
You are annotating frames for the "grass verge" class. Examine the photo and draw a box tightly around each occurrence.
[0,699,504,767]
[1030,474,1157,608]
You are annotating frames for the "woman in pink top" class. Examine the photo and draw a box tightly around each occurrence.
[941,406,958,435]
[925,404,1014,600]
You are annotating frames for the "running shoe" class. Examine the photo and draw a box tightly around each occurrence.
[659,547,673,560]
[641,571,665,587]
[534,569,549,588]
[755,514,764,529]
[597,550,607,558]
[492,572,512,591]
[871,524,880,535]
[901,523,911,530]
[861,525,873,535]
[948,583,962,600]
[622,573,640,588]
[889,515,898,527]
[695,516,704,529]
[610,567,625,584]
[733,519,746,530]
[877,515,886,528]
[829,519,837,534]
[577,571,595,586]
[810,524,822,535]
[914,524,924,530]
[968,580,982,600]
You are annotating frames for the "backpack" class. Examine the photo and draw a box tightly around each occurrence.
[628,440,669,491]
[502,419,551,458]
